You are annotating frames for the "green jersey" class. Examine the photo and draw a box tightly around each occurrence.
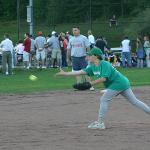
[83,60,130,90]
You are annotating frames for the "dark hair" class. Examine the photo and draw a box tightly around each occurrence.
[25,33,30,37]
[97,36,103,39]
[95,55,103,60]
[18,39,23,43]
[47,34,51,38]
[124,36,128,39]
[73,26,80,30]
[4,33,9,38]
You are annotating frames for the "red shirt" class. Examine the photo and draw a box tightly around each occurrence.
[63,39,68,49]
[23,37,31,53]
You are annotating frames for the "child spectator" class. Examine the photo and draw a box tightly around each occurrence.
[15,40,24,65]
[108,51,117,67]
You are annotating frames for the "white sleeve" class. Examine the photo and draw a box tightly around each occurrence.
[84,36,90,48]
[67,40,71,50]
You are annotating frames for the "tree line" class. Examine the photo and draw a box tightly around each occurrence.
[0,0,150,24]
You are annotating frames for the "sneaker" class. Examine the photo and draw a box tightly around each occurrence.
[42,66,46,69]
[90,86,95,91]
[88,121,105,129]
[37,66,40,69]
[27,66,30,69]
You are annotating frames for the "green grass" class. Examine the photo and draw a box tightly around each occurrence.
[119,68,150,86]
[0,67,149,93]
[0,68,75,93]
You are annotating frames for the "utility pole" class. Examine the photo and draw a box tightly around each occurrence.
[121,0,124,17]
[27,0,33,35]
[17,0,20,40]
[89,0,92,30]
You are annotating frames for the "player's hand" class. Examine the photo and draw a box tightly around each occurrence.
[55,68,67,76]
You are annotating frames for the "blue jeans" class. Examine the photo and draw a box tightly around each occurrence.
[122,52,131,67]
[61,52,67,67]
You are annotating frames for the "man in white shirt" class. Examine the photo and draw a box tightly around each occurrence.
[0,33,14,75]
[87,30,95,49]
[121,36,132,67]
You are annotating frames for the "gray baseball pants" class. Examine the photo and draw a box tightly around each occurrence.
[99,88,150,121]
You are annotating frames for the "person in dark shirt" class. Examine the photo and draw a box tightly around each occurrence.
[95,36,109,58]
[109,14,118,27]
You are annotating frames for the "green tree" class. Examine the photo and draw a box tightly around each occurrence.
[124,8,150,38]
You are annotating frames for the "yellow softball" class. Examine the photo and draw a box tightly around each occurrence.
[29,75,38,81]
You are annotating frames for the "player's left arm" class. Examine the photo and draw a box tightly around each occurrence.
[56,68,87,76]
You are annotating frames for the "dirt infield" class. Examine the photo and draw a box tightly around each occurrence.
[0,86,149,150]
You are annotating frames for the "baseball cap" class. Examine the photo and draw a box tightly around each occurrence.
[66,31,69,34]
[51,31,56,35]
[87,47,103,56]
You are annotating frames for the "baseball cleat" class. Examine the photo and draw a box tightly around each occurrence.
[88,121,105,129]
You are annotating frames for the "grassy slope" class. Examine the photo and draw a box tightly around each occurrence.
[0,68,149,93]
[0,20,125,47]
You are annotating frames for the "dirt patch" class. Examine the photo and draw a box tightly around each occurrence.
[0,86,149,150]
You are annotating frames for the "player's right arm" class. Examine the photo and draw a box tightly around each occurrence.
[56,68,87,76]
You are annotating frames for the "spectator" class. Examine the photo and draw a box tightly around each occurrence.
[47,31,61,68]
[95,36,109,58]
[143,35,150,68]
[59,32,68,67]
[121,36,132,67]
[45,34,52,68]
[107,51,117,67]
[87,30,95,49]
[65,31,73,66]
[67,26,91,84]
[15,40,24,65]
[23,33,31,69]
[35,31,47,69]
[116,54,121,67]
[29,35,36,68]
[109,14,118,27]
[65,31,73,41]
[131,53,137,67]
[136,37,144,68]
[0,33,13,75]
